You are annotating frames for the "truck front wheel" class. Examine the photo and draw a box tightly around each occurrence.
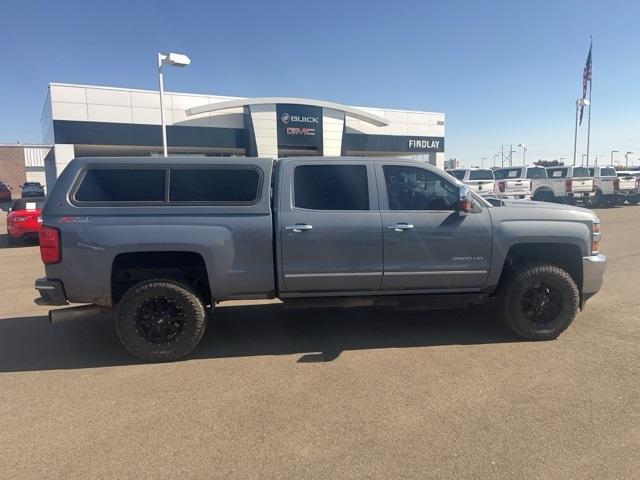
[497,263,579,340]
[115,279,207,361]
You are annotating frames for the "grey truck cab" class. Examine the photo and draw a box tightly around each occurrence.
[36,157,606,361]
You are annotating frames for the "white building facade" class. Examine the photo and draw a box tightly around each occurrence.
[41,83,445,185]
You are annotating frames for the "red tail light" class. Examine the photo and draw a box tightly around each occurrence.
[39,226,61,264]
[565,179,573,193]
[498,181,506,193]
[613,178,620,192]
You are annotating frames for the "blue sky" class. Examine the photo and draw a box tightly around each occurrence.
[1,0,639,166]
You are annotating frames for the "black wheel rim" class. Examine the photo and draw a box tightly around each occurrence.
[135,296,186,344]
[520,281,564,325]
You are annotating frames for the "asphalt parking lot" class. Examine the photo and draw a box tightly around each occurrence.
[0,206,638,479]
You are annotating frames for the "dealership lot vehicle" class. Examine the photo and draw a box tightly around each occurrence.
[544,166,595,204]
[6,197,44,246]
[20,182,45,198]
[614,171,640,205]
[0,181,12,202]
[36,156,605,361]
[589,166,636,207]
[493,166,535,199]
[447,168,495,197]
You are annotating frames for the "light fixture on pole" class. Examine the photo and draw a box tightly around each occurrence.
[625,151,634,167]
[518,143,526,165]
[610,150,619,166]
[157,52,191,157]
[572,98,590,166]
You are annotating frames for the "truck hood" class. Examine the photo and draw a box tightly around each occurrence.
[492,199,598,222]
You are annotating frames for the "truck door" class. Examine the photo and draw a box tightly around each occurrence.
[375,162,493,290]
[277,160,383,293]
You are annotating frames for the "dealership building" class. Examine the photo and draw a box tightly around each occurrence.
[2,83,445,193]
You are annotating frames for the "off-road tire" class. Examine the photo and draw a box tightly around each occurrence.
[116,279,207,361]
[496,263,579,340]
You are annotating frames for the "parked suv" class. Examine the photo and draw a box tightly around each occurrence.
[35,157,606,361]
[447,168,495,197]
[20,182,45,197]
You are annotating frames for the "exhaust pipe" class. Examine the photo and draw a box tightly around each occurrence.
[49,305,108,324]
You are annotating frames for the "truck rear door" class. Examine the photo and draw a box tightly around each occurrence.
[276,160,383,293]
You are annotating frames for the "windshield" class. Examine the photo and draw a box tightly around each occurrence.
[526,167,548,179]
[469,170,494,180]
[493,168,522,180]
[449,170,466,180]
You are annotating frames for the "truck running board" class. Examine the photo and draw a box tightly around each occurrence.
[282,293,491,310]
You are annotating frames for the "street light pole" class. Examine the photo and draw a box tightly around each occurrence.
[481,157,486,168]
[610,150,619,166]
[518,143,526,165]
[625,151,634,167]
[493,153,500,167]
[157,52,191,158]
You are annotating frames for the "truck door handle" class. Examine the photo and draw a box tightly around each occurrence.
[387,223,414,232]
[285,223,313,232]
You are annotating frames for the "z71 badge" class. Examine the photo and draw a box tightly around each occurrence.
[58,216,92,224]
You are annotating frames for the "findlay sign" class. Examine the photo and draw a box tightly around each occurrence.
[276,104,323,148]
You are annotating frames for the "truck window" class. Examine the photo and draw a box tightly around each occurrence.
[549,168,567,178]
[383,165,458,211]
[468,170,494,180]
[449,170,466,180]
[600,167,616,177]
[294,165,369,210]
[572,167,590,177]
[493,168,522,179]
[526,168,548,179]
[169,168,260,203]
[74,169,166,203]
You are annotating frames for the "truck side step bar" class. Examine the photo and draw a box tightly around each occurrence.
[282,293,491,310]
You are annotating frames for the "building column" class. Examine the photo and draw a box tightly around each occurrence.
[53,144,75,180]
[249,105,278,158]
[322,108,345,156]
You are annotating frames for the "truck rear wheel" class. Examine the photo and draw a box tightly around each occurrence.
[496,263,579,340]
[115,279,207,361]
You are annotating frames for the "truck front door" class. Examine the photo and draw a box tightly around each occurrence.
[277,161,383,293]
[376,162,493,291]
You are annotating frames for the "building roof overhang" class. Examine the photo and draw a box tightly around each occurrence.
[186,96,389,127]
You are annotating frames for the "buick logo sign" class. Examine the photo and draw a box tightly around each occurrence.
[280,112,319,124]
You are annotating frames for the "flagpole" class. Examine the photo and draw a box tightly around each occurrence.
[585,37,593,166]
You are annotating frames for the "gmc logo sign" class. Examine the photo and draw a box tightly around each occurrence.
[286,127,316,136]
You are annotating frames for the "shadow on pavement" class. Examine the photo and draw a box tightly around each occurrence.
[0,304,519,373]
[0,233,38,249]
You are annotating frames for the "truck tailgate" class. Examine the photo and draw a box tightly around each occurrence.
[618,177,637,191]
[466,180,495,196]
[572,177,593,193]
[499,179,531,195]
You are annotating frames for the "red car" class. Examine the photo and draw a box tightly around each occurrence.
[6,197,45,245]
[0,182,11,202]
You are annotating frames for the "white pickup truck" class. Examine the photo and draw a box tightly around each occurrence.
[589,166,639,207]
[615,171,640,205]
[494,166,552,200]
[447,168,495,197]
[543,166,595,205]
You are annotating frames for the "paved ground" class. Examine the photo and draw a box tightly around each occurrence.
[0,206,638,479]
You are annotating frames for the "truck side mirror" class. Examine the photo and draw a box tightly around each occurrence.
[456,185,473,215]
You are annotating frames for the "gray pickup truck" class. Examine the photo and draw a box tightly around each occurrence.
[35,157,606,361]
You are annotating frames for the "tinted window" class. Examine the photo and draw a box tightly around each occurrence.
[75,169,166,202]
[600,167,616,177]
[169,168,260,203]
[449,170,466,180]
[526,167,548,179]
[588,168,595,177]
[469,170,494,180]
[494,168,522,179]
[384,165,458,211]
[549,168,567,178]
[294,165,369,210]
[573,167,590,177]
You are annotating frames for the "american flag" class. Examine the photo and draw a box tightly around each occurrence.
[579,41,592,126]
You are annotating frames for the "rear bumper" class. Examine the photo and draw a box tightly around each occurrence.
[582,254,606,304]
[568,191,595,198]
[34,278,68,306]
[617,189,639,197]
